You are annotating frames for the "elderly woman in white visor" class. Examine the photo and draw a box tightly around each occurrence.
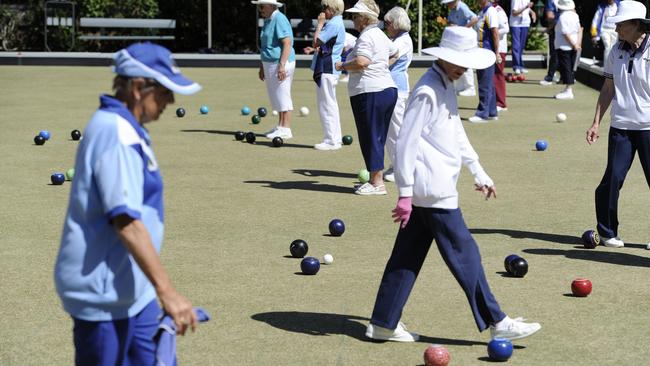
[365,26,542,342]
[336,0,398,195]
[253,0,296,139]
[587,1,650,249]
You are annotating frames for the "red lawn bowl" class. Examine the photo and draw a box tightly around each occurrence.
[571,278,593,297]
[424,344,450,366]
[506,73,513,82]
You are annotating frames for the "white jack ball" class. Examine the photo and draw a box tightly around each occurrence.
[299,106,310,116]
[323,254,334,265]
[556,112,567,122]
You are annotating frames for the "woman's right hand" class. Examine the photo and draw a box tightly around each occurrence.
[258,66,265,81]
[335,62,343,71]
[158,286,197,336]
[586,123,600,145]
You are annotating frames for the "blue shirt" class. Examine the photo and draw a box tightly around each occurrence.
[54,95,164,321]
[310,15,345,76]
[448,1,476,26]
[545,0,558,19]
[389,31,413,94]
[260,10,296,63]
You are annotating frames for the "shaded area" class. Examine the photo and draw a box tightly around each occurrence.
[523,248,650,268]
[470,228,581,245]
[251,311,485,346]
[507,95,555,99]
[244,180,351,194]
[180,129,312,148]
[292,168,357,179]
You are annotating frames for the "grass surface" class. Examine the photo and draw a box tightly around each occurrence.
[1,66,650,365]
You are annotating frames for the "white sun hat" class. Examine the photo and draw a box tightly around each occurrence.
[345,1,380,18]
[556,0,575,11]
[440,0,456,4]
[609,1,649,24]
[251,0,284,7]
[422,27,496,70]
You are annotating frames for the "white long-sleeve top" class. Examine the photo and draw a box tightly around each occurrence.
[395,63,493,209]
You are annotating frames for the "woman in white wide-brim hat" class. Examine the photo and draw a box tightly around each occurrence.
[365,26,542,342]
[335,0,399,196]
[553,0,583,100]
[252,0,296,139]
[587,0,650,249]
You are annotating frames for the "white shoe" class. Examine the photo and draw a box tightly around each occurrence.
[468,115,497,123]
[539,79,553,86]
[365,322,419,342]
[458,88,476,97]
[497,106,508,112]
[514,69,522,75]
[314,142,342,151]
[602,236,625,248]
[264,126,278,136]
[646,243,650,250]
[354,182,387,196]
[521,68,529,74]
[490,316,541,341]
[555,89,574,100]
[384,167,395,182]
[340,74,349,83]
[266,127,292,139]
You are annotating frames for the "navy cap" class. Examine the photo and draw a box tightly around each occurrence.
[113,43,201,95]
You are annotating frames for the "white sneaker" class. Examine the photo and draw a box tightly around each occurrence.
[266,127,292,139]
[314,142,341,151]
[555,89,574,100]
[340,74,349,83]
[384,167,395,182]
[264,126,278,136]
[497,106,508,112]
[514,69,522,75]
[521,68,529,74]
[646,243,650,250]
[355,182,387,196]
[365,322,419,342]
[539,79,553,86]
[490,316,541,341]
[602,236,625,248]
[468,115,498,123]
[458,88,476,97]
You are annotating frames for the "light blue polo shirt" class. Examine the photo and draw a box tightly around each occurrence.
[389,31,413,95]
[54,95,164,321]
[448,1,476,26]
[260,10,296,63]
[310,15,345,75]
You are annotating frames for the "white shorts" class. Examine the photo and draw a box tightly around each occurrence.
[263,61,295,112]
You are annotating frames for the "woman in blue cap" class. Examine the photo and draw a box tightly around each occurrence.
[54,42,201,365]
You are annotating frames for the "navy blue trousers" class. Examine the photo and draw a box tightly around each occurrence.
[511,26,529,72]
[545,29,558,81]
[596,128,650,238]
[350,88,397,172]
[73,300,161,366]
[476,65,497,119]
[370,207,506,332]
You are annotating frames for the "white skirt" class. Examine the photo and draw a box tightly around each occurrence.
[263,61,295,112]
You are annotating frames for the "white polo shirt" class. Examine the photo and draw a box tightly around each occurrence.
[347,24,397,97]
[510,0,531,27]
[495,5,510,54]
[604,35,650,129]
[554,10,581,51]
[395,63,493,209]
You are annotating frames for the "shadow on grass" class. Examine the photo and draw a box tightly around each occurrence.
[292,168,357,179]
[251,311,485,346]
[470,228,581,245]
[180,129,312,148]
[523,248,650,268]
[507,95,556,99]
[244,180,352,194]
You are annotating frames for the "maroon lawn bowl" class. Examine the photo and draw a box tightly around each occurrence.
[571,278,593,297]
[424,344,450,366]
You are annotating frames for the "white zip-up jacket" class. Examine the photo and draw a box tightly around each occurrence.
[395,63,493,209]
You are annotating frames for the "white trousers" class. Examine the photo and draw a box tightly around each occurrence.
[385,93,408,165]
[263,61,295,112]
[454,68,475,93]
[316,73,342,144]
[600,29,618,65]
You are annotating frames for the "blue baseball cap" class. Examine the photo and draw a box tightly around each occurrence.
[113,43,201,95]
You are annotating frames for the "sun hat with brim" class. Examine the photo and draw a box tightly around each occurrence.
[113,43,201,95]
[609,0,650,24]
[440,0,456,4]
[251,0,284,7]
[556,0,575,11]
[422,27,496,70]
[345,1,380,18]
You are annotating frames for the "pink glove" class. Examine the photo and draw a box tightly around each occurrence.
[392,197,413,229]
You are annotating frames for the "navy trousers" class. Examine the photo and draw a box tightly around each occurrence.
[544,29,558,81]
[350,88,397,172]
[596,128,650,238]
[476,65,497,119]
[511,26,529,72]
[370,207,506,332]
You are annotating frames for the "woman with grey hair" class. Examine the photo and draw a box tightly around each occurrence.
[252,0,296,139]
[586,0,650,249]
[310,0,346,150]
[383,6,413,182]
[336,0,399,195]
